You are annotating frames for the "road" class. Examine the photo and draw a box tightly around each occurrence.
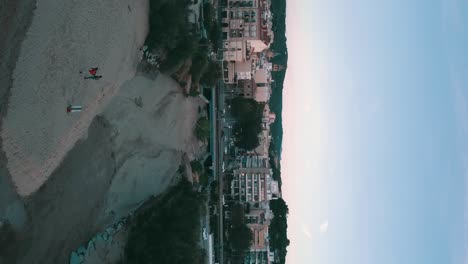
[215,80,226,264]
[200,201,211,264]
[210,80,225,264]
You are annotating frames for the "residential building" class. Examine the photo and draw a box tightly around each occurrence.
[226,60,254,84]
[239,155,269,169]
[230,168,279,203]
[238,79,255,98]
[244,249,270,264]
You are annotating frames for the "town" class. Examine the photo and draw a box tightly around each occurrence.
[204,1,288,264]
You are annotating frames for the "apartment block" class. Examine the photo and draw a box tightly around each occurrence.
[230,168,279,203]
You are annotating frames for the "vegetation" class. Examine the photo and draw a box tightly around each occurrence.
[124,179,205,264]
[190,160,203,174]
[227,204,253,264]
[0,221,16,261]
[200,61,222,87]
[159,35,198,72]
[147,0,199,73]
[195,117,210,141]
[230,224,253,254]
[190,46,210,83]
[269,0,288,159]
[199,171,209,187]
[269,198,290,264]
[203,3,221,52]
[230,97,265,150]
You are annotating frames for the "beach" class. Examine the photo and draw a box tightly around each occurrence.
[0,0,205,262]
[1,0,149,196]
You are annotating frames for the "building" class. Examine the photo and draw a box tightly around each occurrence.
[245,208,272,264]
[254,86,270,102]
[239,155,269,169]
[230,167,279,203]
[244,249,270,264]
[254,129,270,157]
[221,0,273,78]
[262,104,276,126]
[225,60,254,84]
[223,40,247,62]
[238,79,255,98]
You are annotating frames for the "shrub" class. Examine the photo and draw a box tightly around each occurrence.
[195,117,210,141]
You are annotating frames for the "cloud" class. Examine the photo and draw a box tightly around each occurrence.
[302,224,312,239]
[319,220,329,234]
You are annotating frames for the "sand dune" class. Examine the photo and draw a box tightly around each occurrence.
[1,0,148,196]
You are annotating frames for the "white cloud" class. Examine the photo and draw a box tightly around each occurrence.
[319,220,329,234]
[302,224,312,239]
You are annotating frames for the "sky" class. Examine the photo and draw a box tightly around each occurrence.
[282,0,467,263]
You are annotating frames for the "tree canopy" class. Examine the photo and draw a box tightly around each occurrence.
[230,224,253,253]
[269,0,288,162]
[125,179,205,264]
[147,0,193,50]
[269,198,290,264]
[200,61,222,87]
[230,97,264,150]
[195,117,210,141]
[146,0,199,73]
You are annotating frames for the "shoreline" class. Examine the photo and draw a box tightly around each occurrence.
[0,0,206,262]
[1,0,149,196]
[0,0,37,239]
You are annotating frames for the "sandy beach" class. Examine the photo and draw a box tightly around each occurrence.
[0,0,205,262]
[1,0,148,196]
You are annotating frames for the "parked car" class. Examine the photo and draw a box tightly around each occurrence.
[202,227,208,240]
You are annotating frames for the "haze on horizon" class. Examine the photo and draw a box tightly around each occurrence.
[282,0,467,263]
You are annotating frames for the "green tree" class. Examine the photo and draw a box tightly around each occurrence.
[199,171,209,187]
[230,203,245,226]
[232,121,262,150]
[230,224,253,253]
[190,160,203,174]
[269,198,290,264]
[230,98,262,119]
[200,61,222,86]
[190,48,209,83]
[0,221,17,261]
[229,98,265,150]
[195,117,210,141]
[125,179,205,264]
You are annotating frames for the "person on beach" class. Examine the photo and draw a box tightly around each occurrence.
[84,75,102,80]
[79,67,99,75]
[88,67,98,76]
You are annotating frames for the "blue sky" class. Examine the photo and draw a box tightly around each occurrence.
[282,0,467,263]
